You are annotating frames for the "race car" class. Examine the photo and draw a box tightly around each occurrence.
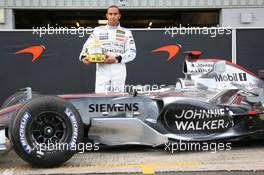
[0,47,264,167]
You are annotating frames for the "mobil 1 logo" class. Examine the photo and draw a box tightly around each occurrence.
[215,73,247,82]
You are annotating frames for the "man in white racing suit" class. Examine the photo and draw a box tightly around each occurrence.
[79,5,136,93]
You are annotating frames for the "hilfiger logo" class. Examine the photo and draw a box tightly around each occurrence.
[215,73,247,82]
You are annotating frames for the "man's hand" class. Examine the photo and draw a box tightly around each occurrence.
[82,56,91,65]
[104,54,117,64]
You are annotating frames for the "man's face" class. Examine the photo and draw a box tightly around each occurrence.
[106,7,121,26]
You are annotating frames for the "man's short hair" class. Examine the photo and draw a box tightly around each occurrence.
[107,5,121,14]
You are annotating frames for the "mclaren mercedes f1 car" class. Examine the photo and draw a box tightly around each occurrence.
[0,47,264,167]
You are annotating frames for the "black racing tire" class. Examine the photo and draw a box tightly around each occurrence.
[1,91,39,139]
[10,96,83,167]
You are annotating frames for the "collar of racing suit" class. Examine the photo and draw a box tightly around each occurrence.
[106,23,121,29]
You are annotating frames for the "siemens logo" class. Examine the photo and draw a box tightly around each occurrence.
[88,103,139,112]
[215,73,247,82]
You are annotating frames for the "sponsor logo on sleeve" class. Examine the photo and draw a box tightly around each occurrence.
[130,48,136,53]
[129,39,135,44]
[99,36,108,40]
[99,32,109,40]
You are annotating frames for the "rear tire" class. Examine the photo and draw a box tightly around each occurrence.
[10,96,83,167]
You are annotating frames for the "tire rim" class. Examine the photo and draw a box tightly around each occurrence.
[28,112,69,147]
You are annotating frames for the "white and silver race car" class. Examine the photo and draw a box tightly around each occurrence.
[0,47,264,167]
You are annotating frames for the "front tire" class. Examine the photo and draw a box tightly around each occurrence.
[2,91,39,139]
[10,96,83,167]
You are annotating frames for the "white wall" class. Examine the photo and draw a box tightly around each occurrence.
[0,0,264,29]
[0,9,14,29]
[0,0,263,9]
[221,8,264,27]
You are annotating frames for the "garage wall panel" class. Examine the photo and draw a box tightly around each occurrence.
[236,29,264,75]
[40,0,48,7]
[0,29,231,104]
[2,0,264,8]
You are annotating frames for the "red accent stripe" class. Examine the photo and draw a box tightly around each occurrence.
[0,104,22,115]
[191,51,203,55]
[248,109,258,115]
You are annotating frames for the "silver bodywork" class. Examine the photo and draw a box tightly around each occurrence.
[60,88,219,146]
[177,57,264,91]
[64,94,169,146]
[89,118,168,146]
[0,104,21,152]
[1,54,264,148]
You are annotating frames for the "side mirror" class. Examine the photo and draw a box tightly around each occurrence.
[200,61,226,79]
[213,61,226,74]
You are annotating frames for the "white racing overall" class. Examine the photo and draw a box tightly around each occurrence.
[80,24,136,93]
